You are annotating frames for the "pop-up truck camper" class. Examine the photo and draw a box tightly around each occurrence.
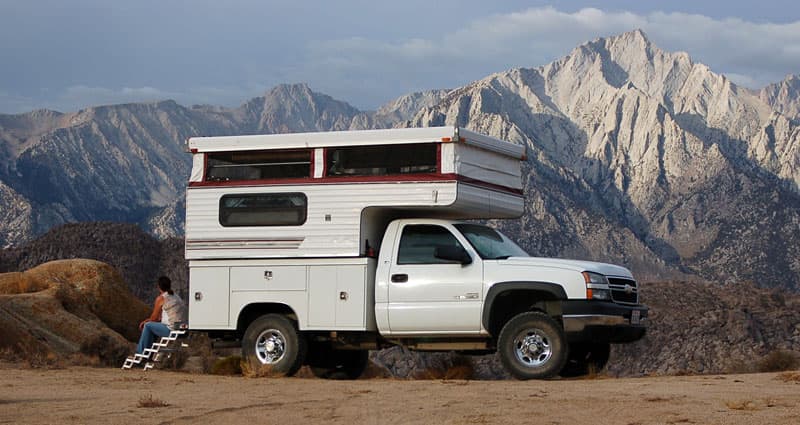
[184,126,647,379]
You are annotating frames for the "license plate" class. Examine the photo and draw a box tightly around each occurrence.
[631,310,641,325]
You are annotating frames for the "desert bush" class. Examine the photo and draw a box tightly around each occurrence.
[241,361,275,378]
[776,371,800,382]
[24,350,64,369]
[757,350,799,373]
[79,334,130,367]
[413,354,474,380]
[210,355,242,375]
[725,399,760,411]
[137,394,169,408]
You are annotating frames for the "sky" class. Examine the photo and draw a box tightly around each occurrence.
[0,0,798,114]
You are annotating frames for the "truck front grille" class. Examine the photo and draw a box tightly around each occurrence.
[607,277,638,304]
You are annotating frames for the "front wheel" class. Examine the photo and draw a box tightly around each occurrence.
[498,311,567,380]
[242,314,306,377]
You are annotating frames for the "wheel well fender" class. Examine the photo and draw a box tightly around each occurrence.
[236,303,298,337]
[483,282,567,336]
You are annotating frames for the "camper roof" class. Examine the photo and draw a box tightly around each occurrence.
[187,126,525,159]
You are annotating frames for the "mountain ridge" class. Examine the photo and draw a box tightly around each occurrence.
[1,30,799,290]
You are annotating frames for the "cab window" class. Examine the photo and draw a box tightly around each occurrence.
[397,225,468,264]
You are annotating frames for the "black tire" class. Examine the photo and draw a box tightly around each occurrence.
[241,314,306,377]
[310,349,369,380]
[559,342,611,378]
[498,311,567,380]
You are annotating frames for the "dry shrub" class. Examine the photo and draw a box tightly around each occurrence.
[210,356,242,375]
[725,399,760,411]
[0,346,21,362]
[757,350,799,373]
[69,353,102,367]
[137,394,169,408]
[776,371,800,382]
[360,361,393,379]
[724,399,777,411]
[413,355,474,380]
[241,361,276,378]
[583,363,610,380]
[79,334,130,367]
[23,349,64,370]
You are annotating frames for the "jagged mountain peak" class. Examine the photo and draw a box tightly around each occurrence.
[375,89,451,122]
[236,83,361,133]
[761,74,800,120]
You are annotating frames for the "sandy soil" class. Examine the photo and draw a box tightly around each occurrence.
[1,364,798,425]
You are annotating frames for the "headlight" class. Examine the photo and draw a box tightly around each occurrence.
[582,271,611,300]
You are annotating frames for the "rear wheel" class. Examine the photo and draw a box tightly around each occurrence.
[242,314,306,377]
[309,348,369,380]
[498,311,567,380]
[559,342,611,378]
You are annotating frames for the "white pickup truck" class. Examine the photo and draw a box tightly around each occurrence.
[185,127,647,379]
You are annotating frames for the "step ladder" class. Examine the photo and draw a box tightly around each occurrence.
[122,329,188,370]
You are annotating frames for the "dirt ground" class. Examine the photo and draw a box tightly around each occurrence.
[1,364,799,425]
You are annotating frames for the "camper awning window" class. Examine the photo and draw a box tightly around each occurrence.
[325,143,437,177]
[206,150,311,182]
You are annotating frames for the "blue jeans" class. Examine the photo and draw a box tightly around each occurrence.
[136,322,172,354]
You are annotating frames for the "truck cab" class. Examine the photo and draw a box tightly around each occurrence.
[374,218,646,378]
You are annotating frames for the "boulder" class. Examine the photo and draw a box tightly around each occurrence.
[0,259,150,363]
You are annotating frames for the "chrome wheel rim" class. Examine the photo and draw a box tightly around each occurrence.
[255,328,286,364]
[513,328,552,368]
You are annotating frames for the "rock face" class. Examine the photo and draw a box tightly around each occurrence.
[0,222,187,303]
[609,281,800,376]
[0,259,149,364]
[1,30,799,291]
[407,30,800,290]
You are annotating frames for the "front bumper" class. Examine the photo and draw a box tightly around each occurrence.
[561,300,648,343]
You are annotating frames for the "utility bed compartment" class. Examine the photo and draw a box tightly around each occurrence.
[188,258,376,331]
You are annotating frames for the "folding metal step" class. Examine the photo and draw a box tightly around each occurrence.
[122,329,187,370]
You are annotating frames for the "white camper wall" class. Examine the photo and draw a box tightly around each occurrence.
[185,181,459,260]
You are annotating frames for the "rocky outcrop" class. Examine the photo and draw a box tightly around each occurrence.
[0,222,187,303]
[0,259,149,364]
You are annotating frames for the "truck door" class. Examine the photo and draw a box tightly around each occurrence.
[386,224,483,334]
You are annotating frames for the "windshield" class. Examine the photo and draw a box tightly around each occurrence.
[454,224,529,260]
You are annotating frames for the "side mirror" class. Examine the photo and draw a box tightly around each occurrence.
[434,246,472,265]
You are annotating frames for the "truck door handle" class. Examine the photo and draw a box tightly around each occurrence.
[391,274,408,283]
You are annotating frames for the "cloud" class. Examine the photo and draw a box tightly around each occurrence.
[2,6,798,113]
[305,6,800,105]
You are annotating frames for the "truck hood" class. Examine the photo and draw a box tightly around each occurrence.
[498,257,634,279]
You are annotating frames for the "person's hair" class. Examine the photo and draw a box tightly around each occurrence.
[157,276,174,295]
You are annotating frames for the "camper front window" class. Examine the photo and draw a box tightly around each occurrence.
[326,143,437,177]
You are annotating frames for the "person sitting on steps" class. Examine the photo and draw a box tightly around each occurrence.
[136,276,187,354]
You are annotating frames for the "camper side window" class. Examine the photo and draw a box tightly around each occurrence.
[219,193,307,227]
[206,150,311,182]
[326,143,437,177]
